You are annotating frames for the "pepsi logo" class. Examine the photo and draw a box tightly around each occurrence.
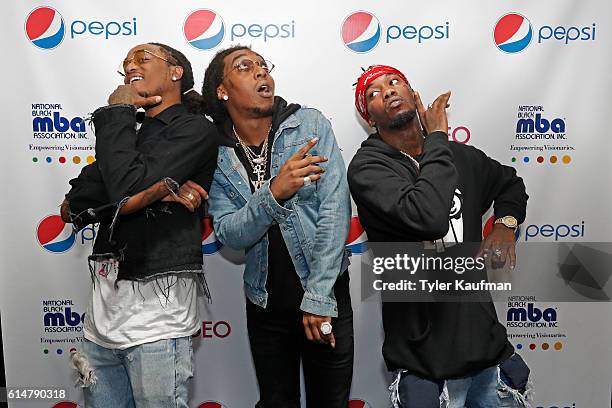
[52,402,79,408]
[201,216,223,255]
[494,13,533,54]
[25,6,65,50]
[198,402,228,408]
[341,11,381,53]
[349,399,373,408]
[483,216,521,241]
[184,9,225,50]
[346,216,368,255]
[36,215,76,253]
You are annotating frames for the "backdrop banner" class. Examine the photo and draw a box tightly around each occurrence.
[1,1,611,407]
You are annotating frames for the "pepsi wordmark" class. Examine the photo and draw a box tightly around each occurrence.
[538,24,596,44]
[230,20,295,42]
[385,21,449,44]
[70,17,137,39]
[524,221,585,241]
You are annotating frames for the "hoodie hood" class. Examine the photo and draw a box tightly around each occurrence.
[218,96,300,147]
[356,132,423,177]
[360,132,408,160]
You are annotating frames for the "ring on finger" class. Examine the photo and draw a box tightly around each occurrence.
[303,176,312,187]
[493,248,503,257]
[320,321,332,335]
[185,192,195,201]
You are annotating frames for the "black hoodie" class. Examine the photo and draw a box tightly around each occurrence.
[347,131,528,380]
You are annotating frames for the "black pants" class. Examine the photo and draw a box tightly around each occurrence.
[246,272,354,408]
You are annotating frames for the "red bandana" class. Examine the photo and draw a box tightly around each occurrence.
[355,65,408,122]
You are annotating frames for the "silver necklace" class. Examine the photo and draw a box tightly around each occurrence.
[233,125,271,190]
[400,150,420,171]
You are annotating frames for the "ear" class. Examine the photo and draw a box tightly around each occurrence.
[216,84,227,101]
[172,66,184,81]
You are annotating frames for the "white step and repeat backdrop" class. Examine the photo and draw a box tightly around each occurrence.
[1,1,611,407]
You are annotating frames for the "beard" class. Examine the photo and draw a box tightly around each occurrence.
[388,109,417,130]
[249,104,275,118]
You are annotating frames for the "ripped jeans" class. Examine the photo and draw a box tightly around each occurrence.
[391,364,532,408]
[71,337,193,408]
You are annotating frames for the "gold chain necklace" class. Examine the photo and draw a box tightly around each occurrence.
[233,124,272,190]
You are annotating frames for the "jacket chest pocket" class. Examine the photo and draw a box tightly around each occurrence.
[226,188,238,200]
[296,183,317,204]
[218,181,245,206]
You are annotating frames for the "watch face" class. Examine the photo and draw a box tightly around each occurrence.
[504,216,518,228]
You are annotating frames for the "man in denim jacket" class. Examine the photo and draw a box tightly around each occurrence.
[202,45,353,407]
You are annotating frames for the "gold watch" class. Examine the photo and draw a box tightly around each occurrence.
[494,215,518,231]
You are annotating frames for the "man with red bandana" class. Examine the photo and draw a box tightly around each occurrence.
[347,65,532,407]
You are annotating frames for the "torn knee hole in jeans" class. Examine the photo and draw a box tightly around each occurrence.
[497,373,533,407]
[70,350,97,387]
[389,370,449,408]
[439,382,449,408]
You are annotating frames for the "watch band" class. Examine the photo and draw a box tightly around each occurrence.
[494,216,518,230]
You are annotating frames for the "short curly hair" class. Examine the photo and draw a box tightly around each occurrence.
[149,42,204,115]
[201,44,251,124]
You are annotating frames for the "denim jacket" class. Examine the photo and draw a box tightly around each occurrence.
[207,107,351,317]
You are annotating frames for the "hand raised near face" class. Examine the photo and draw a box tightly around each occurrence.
[108,85,162,108]
[414,91,451,135]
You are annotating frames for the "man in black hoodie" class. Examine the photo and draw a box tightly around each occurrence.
[347,65,531,407]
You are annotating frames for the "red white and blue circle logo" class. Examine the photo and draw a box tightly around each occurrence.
[52,401,79,408]
[25,6,65,50]
[346,216,368,255]
[184,9,225,50]
[36,215,76,253]
[341,11,381,53]
[201,216,223,256]
[494,13,533,54]
[198,402,228,408]
[349,399,373,408]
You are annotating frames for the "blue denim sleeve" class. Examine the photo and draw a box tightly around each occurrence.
[300,113,351,317]
[208,167,294,250]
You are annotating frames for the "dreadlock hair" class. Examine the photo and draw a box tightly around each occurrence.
[201,44,251,124]
[149,42,204,115]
